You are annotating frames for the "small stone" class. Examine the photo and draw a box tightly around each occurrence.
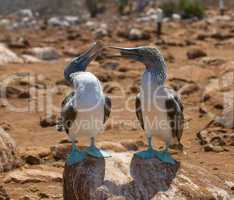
[29,47,60,61]
[128,28,150,40]
[18,91,31,99]
[38,192,49,199]
[22,155,41,165]
[40,114,57,128]
[187,48,207,59]
[203,144,225,153]
[50,144,71,160]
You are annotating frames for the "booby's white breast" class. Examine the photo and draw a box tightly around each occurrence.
[69,72,105,140]
[140,70,173,144]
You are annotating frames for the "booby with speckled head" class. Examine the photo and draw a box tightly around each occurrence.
[109,46,184,164]
[57,42,111,166]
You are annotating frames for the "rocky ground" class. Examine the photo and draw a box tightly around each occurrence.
[0,5,234,200]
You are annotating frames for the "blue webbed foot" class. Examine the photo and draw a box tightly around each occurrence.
[86,146,111,158]
[135,148,158,159]
[66,143,87,166]
[156,150,176,165]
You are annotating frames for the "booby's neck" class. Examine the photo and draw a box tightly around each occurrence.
[144,63,167,86]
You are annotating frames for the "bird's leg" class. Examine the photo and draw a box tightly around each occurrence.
[147,136,153,150]
[156,143,176,165]
[66,140,87,166]
[85,137,111,158]
[135,136,158,159]
[90,137,96,148]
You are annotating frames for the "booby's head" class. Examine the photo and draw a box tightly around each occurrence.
[64,42,103,83]
[109,46,167,84]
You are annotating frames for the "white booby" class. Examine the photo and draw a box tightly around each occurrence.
[57,42,111,166]
[109,46,184,164]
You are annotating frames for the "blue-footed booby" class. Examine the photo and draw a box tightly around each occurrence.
[57,42,111,166]
[109,46,184,164]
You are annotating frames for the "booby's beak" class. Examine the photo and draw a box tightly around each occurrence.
[107,46,140,60]
[64,42,103,82]
[79,42,103,65]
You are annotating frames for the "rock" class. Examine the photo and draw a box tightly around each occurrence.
[48,16,79,27]
[29,47,60,61]
[197,127,234,150]
[179,83,200,95]
[22,55,41,63]
[0,128,18,172]
[20,147,50,165]
[95,23,109,38]
[0,43,23,65]
[22,154,41,165]
[215,104,234,129]
[0,19,11,28]
[40,114,57,128]
[0,122,11,131]
[0,86,28,99]
[201,57,226,66]
[50,143,71,161]
[120,140,145,151]
[38,192,49,199]
[63,152,233,200]
[18,91,31,99]
[0,185,10,200]
[98,142,126,152]
[4,169,62,184]
[203,144,227,152]
[172,14,181,20]
[187,48,207,59]
[128,28,150,40]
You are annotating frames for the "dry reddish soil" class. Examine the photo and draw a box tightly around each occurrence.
[0,8,234,199]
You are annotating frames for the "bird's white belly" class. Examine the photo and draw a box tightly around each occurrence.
[71,105,104,138]
[69,73,105,140]
[141,70,172,144]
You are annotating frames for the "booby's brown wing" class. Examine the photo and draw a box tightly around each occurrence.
[57,92,77,134]
[104,96,111,124]
[165,93,184,146]
[135,94,144,130]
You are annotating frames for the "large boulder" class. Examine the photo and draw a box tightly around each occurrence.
[0,128,18,172]
[63,152,233,200]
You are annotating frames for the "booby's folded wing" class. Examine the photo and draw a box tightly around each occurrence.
[57,92,77,134]
[165,94,184,143]
[104,96,111,124]
[135,94,144,130]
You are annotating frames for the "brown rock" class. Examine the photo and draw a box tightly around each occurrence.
[50,143,71,161]
[0,128,19,172]
[187,48,207,59]
[0,185,10,200]
[40,114,57,128]
[4,169,62,184]
[197,127,234,151]
[180,83,200,95]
